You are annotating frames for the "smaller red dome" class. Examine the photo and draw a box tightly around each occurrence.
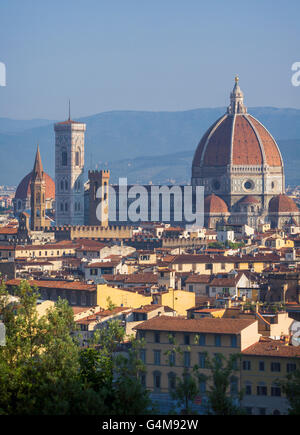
[239,195,260,205]
[268,194,299,213]
[15,171,55,200]
[204,194,228,214]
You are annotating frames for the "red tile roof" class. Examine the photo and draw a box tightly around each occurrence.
[6,279,96,292]
[134,315,256,334]
[242,339,300,358]
[204,194,228,214]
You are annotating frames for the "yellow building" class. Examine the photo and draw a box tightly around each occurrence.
[96,284,195,316]
[135,316,260,411]
[96,284,152,309]
[168,254,279,275]
[241,339,300,415]
[152,288,195,316]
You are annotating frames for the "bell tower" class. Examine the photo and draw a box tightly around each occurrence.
[54,106,86,226]
[30,145,47,230]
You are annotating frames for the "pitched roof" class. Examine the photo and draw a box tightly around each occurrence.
[242,339,300,358]
[6,279,96,292]
[134,315,256,334]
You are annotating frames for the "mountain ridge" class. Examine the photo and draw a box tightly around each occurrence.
[1,107,300,186]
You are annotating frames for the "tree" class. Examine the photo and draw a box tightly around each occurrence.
[199,353,245,415]
[79,321,153,414]
[281,367,300,415]
[170,368,199,414]
[165,334,244,415]
[0,281,153,415]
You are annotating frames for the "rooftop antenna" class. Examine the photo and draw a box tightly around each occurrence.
[68,99,71,121]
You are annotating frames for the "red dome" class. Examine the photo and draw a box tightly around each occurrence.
[268,194,299,213]
[239,195,260,205]
[192,113,283,169]
[15,171,55,200]
[204,194,228,214]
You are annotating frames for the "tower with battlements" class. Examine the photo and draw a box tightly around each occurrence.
[88,170,110,226]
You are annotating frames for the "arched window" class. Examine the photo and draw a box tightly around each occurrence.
[75,150,80,166]
[65,202,68,212]
[61,150,67,166]
[75,203,77,212]
[60,202,64,211]
[78,202,80,211]
[65,180,68,191]
[60,180,64,191]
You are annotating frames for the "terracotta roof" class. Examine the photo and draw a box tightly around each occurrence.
[171,253,280,264]
[248,115,282,167]
[185,274,212,284]
[192,108,283,169]
[0,227,18,234]
[86,260,121,268]
[76,307,130,324]
[134,315,256,334]
[269,194,299,213]
[204,194,228,214]
[6,279,96,292]
[238,195,260,205]
[209,277,238,287]
[103,273,157,284]
[242,339,300,358]
[15,171,55,200]
[132,304,164,313]
[55,119,83,125]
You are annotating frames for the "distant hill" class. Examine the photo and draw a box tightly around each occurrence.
[0,107,300,186]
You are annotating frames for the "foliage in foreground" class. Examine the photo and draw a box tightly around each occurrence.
[0,281,152,415]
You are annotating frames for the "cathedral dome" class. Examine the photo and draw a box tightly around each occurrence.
[268,194,299,214]
[238,195,260,205]
[192,77,283,170]
[204,194,228,214]
[15,171,55,201]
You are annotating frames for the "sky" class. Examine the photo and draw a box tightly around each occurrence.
[1,0,300,119]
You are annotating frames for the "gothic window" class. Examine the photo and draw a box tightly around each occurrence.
[65,202,68,212]
[60,180,64,191]
[78,202,80,211]
[75,150,80,166]
[36,193,40,203]
[75,203,77,212]
[65,180,68,191]
[62,150,67,166]
[60,202,64,211]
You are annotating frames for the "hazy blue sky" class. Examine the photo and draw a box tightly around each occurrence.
[1,0,300,119]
